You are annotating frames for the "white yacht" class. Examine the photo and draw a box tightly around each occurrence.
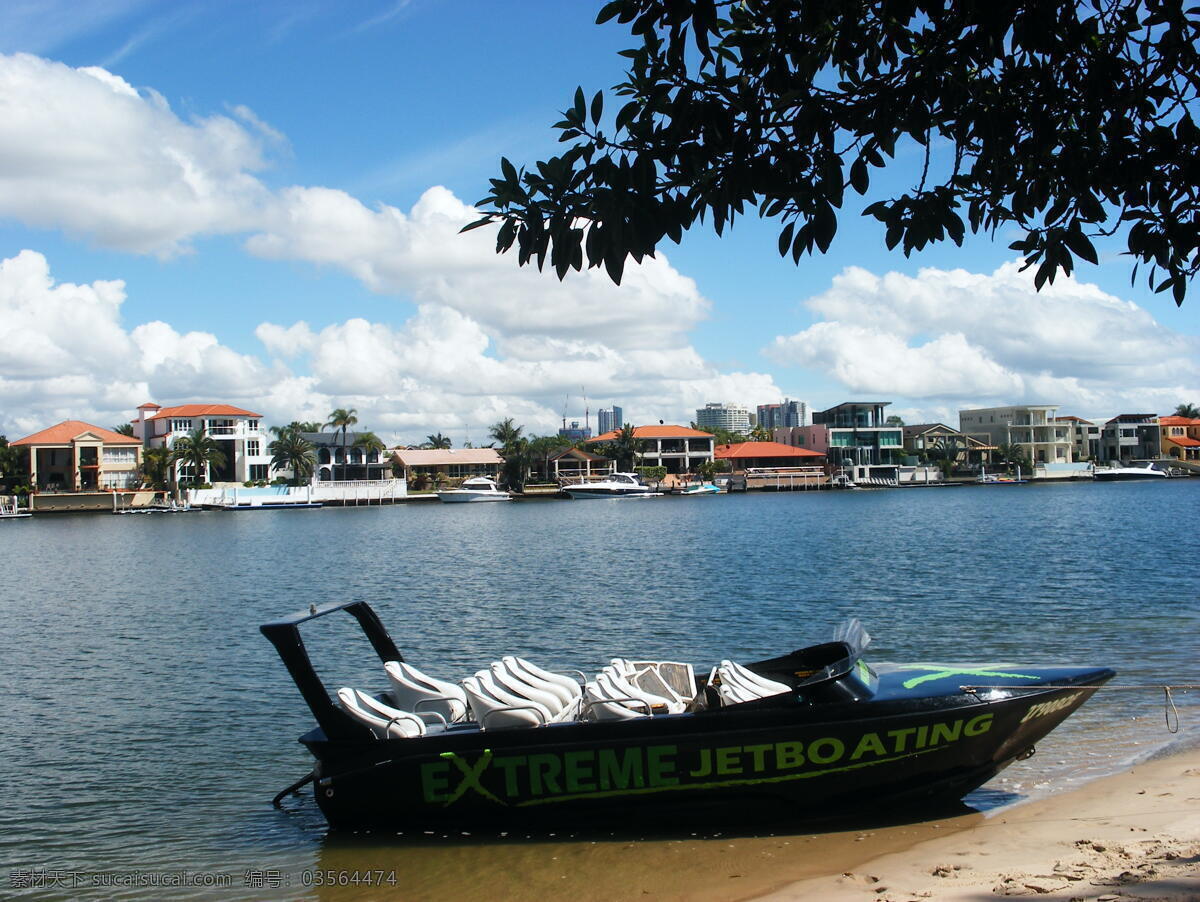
[562,472,660,499]
[1093,462,1168,481]
[436,476,512,503]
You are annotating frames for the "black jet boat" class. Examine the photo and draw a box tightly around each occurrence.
[263,601,1113,830]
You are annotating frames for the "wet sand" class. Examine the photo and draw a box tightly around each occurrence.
[308,748,1199,902]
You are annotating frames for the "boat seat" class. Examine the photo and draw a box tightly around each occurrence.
[384,660,469,723]
[609,658,697,712]
[715,660,791,706]
[462,672,554,730]
[337,687,427,739]
[501,656,582,708]
[490,660,582,721]
[583,669,673,721]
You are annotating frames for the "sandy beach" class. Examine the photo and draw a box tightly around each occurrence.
[755,747,1200,902]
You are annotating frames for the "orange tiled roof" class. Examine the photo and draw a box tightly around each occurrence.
[588,424,715,442]
[11,420,142,446]
[1167,435,1200,447]
[715,441,824,460]
[148,403,262,420]
[1159,415,1200,426]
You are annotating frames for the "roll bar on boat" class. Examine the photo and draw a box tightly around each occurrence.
[260,601,405,741]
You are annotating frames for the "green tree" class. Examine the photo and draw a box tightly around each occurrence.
[608,423,641,470]
[1174,402,1200,418]
[885,415,905,428]
[139,446,173,490]
[994,441,1030,475]
[325,407,359,481]
[500,437,532,492]
[425,432,452,449]
[111,423,135,436]
[171,428,226,487]
[269,431,316,486]
[469,1,1200,304]
[527,433,572,481]
[488,418,523,449]
[270,421,323,439]
[749,424,773,442]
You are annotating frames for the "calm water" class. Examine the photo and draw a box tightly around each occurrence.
[1,480,1197,900]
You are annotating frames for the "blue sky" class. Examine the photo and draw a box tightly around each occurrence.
[1,0,1197,444]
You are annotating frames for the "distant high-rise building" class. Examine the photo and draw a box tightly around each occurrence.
[597,405,624,435]
[757,399,807,430]
[558,420,592,442]
[695,402,751,434]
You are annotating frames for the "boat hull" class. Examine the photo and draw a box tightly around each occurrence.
[436,492,511,503]
[302,673,1110,830]
[563,488,657,499]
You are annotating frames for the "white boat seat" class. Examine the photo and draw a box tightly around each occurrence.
[582,676,653,721]
[501,656,582,708]
[601,663,684,714]
[462,672,552,729]
[609,658,697,711]
[337,687,426,739]
[384,660,469,723]
[715,660,791,706]
[490,660,582,721]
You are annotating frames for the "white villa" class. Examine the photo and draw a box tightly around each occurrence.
[133,402,272,484]
[958,405,1074,465]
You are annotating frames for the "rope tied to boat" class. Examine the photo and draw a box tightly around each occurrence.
[957,684,1198,734]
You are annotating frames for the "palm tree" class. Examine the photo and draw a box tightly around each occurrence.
[139,446,173,490]
[1174,402,1200,419]
[426,432,452,449]
[994,441,1029,475]
[488,418,523,449]
[352,431,387,476]
[325,407,358,481]
[500,437,532,492]
[171,427,226,487]
[611,423,640,471]
[269,431,316,486]
[111,423,135,436]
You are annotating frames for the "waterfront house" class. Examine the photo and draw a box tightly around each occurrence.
[714,441,824,470]
[587,425,715,474]
[1159,416,1200,461]
[299,431,392,481]
[1099,414,1161,463]
[1054,416,1101,461]
[390,448,503,485]
[958,405,1073,465]
[12,421,142,491]
[133,402,271,484]
[901,424,996,471]
[775,401,904,482]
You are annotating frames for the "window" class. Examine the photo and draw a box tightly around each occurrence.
[171,419,192,432]
[249,464,269,481]
[246,439,261,457]
[103,448,137,465]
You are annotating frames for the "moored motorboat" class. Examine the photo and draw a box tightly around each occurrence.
[562,472,659,499]
[436,476,512,503]
[1093,462,1168,481]
[675,482,721,495]
[262,602,1114,831]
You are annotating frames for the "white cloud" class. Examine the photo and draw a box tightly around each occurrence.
[767,261,1200,420]
[0,249,781,442]
[0,53,272,256]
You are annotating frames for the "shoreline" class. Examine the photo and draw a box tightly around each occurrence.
[752,745,1200,902]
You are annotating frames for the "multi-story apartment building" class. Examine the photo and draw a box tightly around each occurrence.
[1099,414,1161,462]
[756,399,807,430]
[1054,416,1101,461]
[958,405,1073,464]
[695,403,751,434]
[596,406,624,435]
[588,425,715,474]
[775,402,904,479]
[133,402,272,484]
